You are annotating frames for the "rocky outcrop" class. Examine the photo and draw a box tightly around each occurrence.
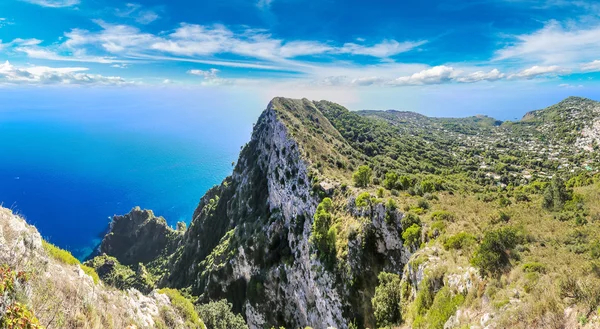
[98,206,182,266]
[0,207,193,329]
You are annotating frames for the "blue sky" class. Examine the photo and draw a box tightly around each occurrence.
[1,0,600,116]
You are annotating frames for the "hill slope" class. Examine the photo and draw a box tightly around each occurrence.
[5,96,600,329]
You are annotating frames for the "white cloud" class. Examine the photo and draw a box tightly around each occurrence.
[188,68,219,79]
[581,60,600,72]
[24,20,425,68]
[15,47,127,64]
[0,60,128,85]
[115,3,160,25]
[390,65,457,86]
[256,0,274,9]
[495,20,600,65]
[508,65,569,79]
[455,69,505,83]
[21,0,79,8]
[559,83,583,88]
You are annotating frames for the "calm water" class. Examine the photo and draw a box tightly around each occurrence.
[0,87,261,259]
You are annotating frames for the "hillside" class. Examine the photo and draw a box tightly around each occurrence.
[4,96,600,329]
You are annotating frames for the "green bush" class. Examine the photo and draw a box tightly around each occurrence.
[353,165,372,187]
[311,198,337,268]
[401,213,421,229]
[159,288,206,329]
[471,227,524,277]
[443,232,476,250]
[430,210,456,222]
[372,272,403,327]
[416,286,465,329]
[402,224,422,248]
[383,172,399,190]
[196,300,248,329]
[522,262,546,273]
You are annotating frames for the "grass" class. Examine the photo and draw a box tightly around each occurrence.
[158,288,206,329]
[42,240,99,284]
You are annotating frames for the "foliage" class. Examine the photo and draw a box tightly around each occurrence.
[311,198,337,268]
[430,211,456,222]
[1,302,44,329]
[42,240,100,285]
[471,227,523,277]
[42,240,79,266]
[353,165,372,187]
[372,272,403,328]
[413,287,464,329]
[543,176,572,211]
[0,266,42,329]
[401,213,422,229]
[443,232,477,250]
[402,224,422,248]
[196,300,248,329]
[158,288,206,329]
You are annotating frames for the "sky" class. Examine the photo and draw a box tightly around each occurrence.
[2,0,600,117]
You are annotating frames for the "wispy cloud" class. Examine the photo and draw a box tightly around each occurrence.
[581,60,600,72]
[508,65,569,79]
[114,3,160,25]
[21,0,79,8]
[495,20,600,65]
[0,60,128,85]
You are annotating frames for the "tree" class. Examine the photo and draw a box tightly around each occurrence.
[353,165,372,187]
[542,176,571,211]
[471,227,523,277]
[372,272,403,327]
[196,300,248,329]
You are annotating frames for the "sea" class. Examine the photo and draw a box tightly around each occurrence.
[0,87,262,260]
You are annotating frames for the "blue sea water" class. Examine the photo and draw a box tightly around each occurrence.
[0,87,264,260]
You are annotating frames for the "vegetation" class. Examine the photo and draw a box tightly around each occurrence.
[42,240,99,284]
[471,227,524,277]
[372,272,403,327]
[196,300,248,329]
[158,288,206,329]
[353,165,372,187]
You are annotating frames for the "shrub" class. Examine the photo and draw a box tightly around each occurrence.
[402,224,422,248]
[417,198,430,210]
[353,165,372,187]
[522,262,546,273]
[372,272,403,327]
[377,187,385,198]
[196,300,248,329]
[401,213,421,230]
[422,287,465,329]
[159,288,206,329]
[471,227,524,277]
[430,210,456,222]
[311,198,337,268]
[443,232,477,250]
[81,265,100,284]
[383,172,399,190]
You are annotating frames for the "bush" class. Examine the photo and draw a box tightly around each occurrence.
[417,198,430,210]
[443,232,477,250]
[196,300,248,329]
[159,288,206,329]
[401,213,421,230]
[430,210,456,222]
[311,198,337,268]
[471,227,524,277]
[372,272,403,327]
[522,262,546,273]
[383,172,399,190]
[402,224,422,248]
[418,287,465,329]
[353,165,372,187]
